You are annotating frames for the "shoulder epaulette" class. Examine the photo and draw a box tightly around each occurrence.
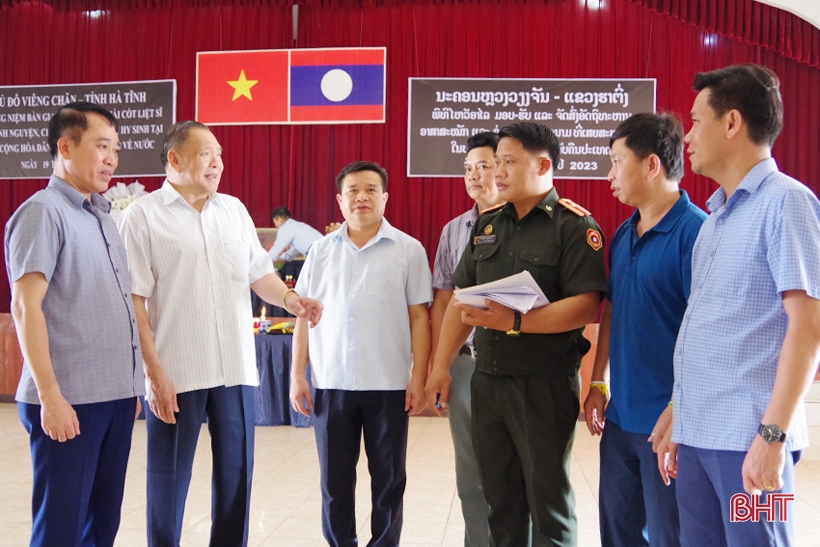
[479,203,505,215]
[557,198,591,217]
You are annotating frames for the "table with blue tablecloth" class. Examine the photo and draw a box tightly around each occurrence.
[250,259,306,318]
[254,332,314,428]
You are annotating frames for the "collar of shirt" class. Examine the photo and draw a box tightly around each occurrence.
[706,157,778,213]
[628,190,693,235]
[465,204,479,227]
[159,179,221,209]
[48,175,112,213]
[500,186,559,221]
[335,217,399,251]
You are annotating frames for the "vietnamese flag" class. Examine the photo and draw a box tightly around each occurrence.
[289,48,386,123]
[196,47,386,125]
[196,50,289,124]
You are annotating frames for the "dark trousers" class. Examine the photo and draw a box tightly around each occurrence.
[471,372,579,547]
[599,420,680,547]
[313,389,409,547]
[677,445,798,547]
[448,354,491,547]
[146,385,255,547]
[19,398,136,547]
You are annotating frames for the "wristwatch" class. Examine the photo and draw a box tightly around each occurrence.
[506,311,521,336]
[758,423,788,444]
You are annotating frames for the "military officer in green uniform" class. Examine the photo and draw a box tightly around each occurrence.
[425,122,607,547]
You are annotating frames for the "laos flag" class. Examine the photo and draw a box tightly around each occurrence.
[289,48,386,123]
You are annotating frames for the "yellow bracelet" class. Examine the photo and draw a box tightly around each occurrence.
[282,288,299,314]
[668,401,673,408]
[589,381,609,397]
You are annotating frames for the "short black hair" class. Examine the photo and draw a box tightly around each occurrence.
[609,113,684,182]
[335,161,388,193]
[160,120,210,167]
[271,206,291,220]
[48,101,119,159]
[466,131,499,153]
[693,63,783,146]
[498,122,561,168]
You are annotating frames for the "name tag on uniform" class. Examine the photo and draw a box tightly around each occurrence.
[474,235,497,245]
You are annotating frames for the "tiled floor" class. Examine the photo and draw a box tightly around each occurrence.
[1,402,819,546]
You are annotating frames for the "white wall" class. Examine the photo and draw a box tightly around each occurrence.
[756,0,820,30]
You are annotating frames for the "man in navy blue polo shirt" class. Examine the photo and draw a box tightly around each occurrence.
[583,113,706,547]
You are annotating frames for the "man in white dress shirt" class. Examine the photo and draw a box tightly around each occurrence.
[267,206,323,262]
[120,121,322,547]
[289,160,432,547]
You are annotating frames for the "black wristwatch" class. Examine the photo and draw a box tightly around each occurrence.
[506,311,521,336]
[758,423,788,444]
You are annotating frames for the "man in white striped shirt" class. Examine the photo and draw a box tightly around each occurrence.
[120,121,322,547]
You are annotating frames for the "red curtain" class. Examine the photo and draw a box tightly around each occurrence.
[629,0,820,67]
[290,0,820,268]
[1,0,819,312]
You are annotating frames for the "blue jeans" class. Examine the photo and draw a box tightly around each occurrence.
[599,419,680,547]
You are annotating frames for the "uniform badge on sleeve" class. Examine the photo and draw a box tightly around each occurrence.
[586,229,603,251]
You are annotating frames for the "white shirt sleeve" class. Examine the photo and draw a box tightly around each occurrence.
[119,202,156,298]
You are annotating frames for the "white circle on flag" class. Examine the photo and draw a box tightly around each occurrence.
[320,69,353,102]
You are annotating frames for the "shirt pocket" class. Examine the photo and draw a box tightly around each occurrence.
[519,245,560,267]
[359,259,404,305]
[471,242,500,282]
[519,245,561,295]
[223,239,250,282]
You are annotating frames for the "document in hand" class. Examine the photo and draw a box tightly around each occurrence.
[453,271,550,314]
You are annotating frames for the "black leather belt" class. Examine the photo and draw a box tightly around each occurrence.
[459,344,475,358]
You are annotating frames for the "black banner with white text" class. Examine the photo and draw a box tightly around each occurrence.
[0,80,176,179]
[407,78,656,179]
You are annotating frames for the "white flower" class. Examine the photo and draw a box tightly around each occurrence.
[103,181,148,211]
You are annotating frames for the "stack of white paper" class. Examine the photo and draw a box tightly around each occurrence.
[453,271,550,314]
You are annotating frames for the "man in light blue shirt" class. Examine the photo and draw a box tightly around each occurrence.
[289,161,432,547]
[656,64,820,547]
[268,206,323,262]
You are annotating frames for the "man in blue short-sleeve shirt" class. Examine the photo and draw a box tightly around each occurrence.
[656,64,820,547]
[4,102,143,547]
[583,113,706,547]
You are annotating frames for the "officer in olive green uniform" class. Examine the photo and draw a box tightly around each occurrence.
[426,122,607,547]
